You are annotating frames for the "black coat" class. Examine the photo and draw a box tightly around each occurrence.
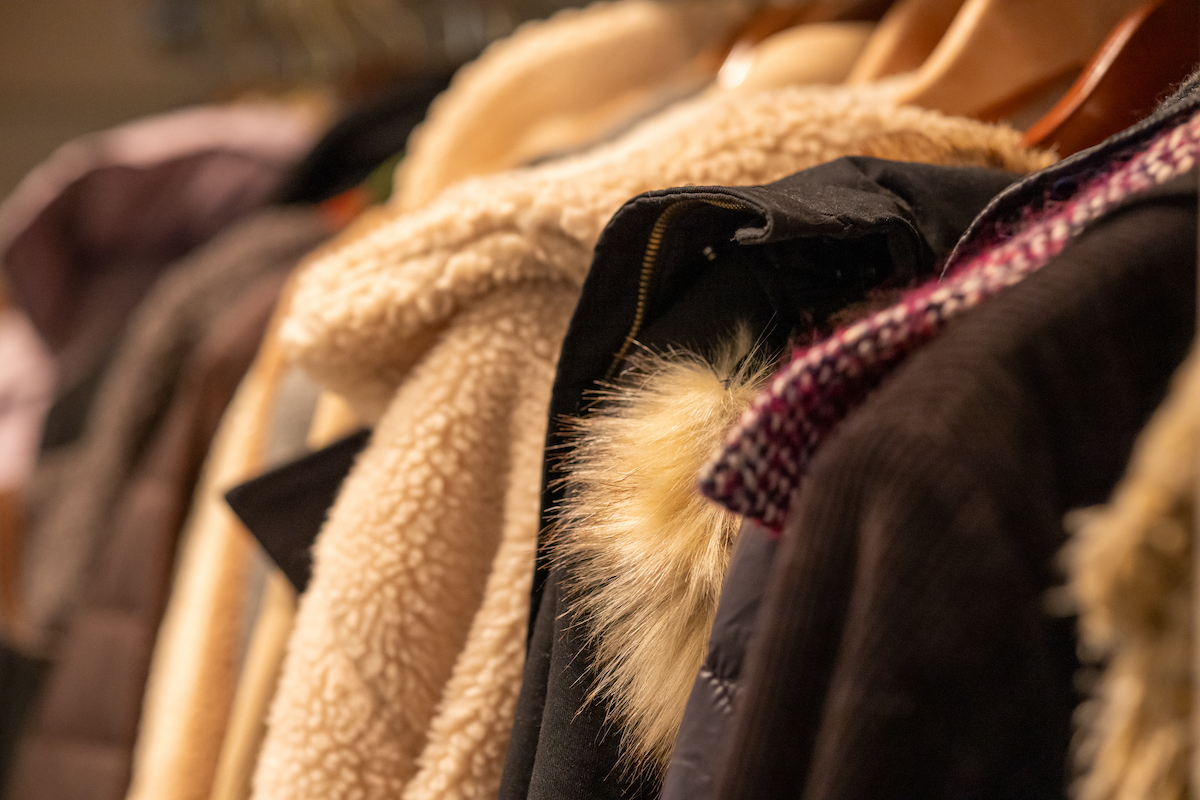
[659,520,777,800]
[500,156,1021,800]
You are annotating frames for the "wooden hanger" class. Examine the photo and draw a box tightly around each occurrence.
[846,0,964,83]
[1023,0,1199,155]
[891,0,1143,121]
[713,0,895,82]
[725,21,876,91]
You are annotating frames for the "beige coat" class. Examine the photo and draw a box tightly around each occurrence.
[256,81,1052,800]
[393,0,752,210]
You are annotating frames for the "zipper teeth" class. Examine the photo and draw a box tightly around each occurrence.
[605,197,750,380]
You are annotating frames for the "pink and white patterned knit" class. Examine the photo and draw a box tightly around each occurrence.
[700,109,1200,531]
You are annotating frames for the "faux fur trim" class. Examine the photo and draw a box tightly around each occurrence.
[1060,348,1200,800]
[281,82,1054,421]
[552,328,777,773]
[394,0,752,211]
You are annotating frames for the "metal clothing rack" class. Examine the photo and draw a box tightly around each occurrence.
[151,0,591,84]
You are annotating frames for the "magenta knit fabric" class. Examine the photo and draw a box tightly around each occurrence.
[700,110,1200,530]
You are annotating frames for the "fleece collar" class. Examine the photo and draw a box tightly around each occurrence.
[280,82,1052,423]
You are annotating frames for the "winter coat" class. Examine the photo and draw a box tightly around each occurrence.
[5,270,289,800]
[0,102,320,391]
[11,208,331,656]
[707,124,1199,800]
[261,73,1050,800]
[507,155,1029,800]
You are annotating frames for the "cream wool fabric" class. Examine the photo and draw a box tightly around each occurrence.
[260,287,573,800]
[259,82,1054,800]
[393,0,750,211]
[1061,347,1200,800]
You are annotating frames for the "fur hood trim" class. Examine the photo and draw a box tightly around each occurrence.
[552,329,777,772]
[1061,348,1200,800]
[280,84,1053,421]
[394,0,753,210]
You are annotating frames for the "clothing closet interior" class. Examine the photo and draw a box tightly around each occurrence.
[0,1,1197,799]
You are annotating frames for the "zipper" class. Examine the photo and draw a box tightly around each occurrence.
[604,196,752,380]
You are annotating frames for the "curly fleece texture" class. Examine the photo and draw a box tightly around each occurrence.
[1062,347,1200,800]
[552,331,775,774]
[261,82,1054,800]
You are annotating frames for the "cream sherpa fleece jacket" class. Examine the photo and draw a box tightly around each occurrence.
[1063,346,1200,800]
[256,82,1053,800]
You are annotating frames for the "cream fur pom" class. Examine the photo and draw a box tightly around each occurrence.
[551,328,777,774]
